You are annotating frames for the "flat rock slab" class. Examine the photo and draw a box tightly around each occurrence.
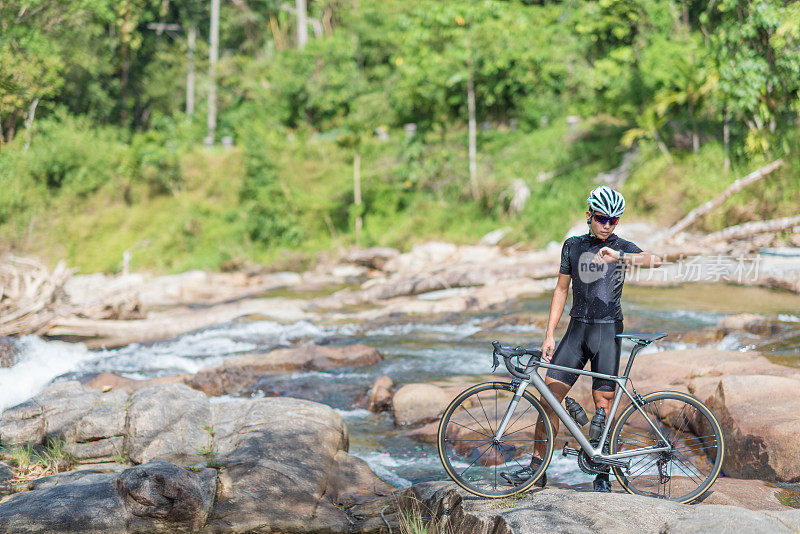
[392,483,800,534]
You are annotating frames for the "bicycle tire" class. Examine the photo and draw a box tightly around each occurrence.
[437,381,555,498]
[610,390,725,503]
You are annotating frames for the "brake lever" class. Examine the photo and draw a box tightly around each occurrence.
[491,341,501,372]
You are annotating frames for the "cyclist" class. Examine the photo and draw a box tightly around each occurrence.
[501,185,662,492]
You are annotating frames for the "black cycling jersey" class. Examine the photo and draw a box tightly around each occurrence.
[559,232,642,323]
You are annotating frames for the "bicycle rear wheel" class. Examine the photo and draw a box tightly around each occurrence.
[610,391,724,503]
[437,382,554,498]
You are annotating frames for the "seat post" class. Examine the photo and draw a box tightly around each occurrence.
[622,342,646,378]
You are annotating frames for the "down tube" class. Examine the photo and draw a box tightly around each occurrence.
[522,370,595,452]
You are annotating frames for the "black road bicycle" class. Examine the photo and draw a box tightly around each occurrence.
[437,333,725,503]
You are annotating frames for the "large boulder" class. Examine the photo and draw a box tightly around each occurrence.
[392,383,451,426]
[0,384,395,533]
[187,343,382,396]
[126,384,212,465]
[0,462,216,533]
[706,375,800,482]
[205,397,352,532]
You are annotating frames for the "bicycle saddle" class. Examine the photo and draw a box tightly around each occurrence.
[615,333,667,345]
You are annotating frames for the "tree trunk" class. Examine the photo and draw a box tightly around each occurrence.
[23,98,40,151]
[296,0,308,50]
[723,107,730,172]
[354,151,362,247]
[689,100,699,153]
[665,159,784,238]
[186,26,196,117]
[704,215,800,242]
[467,68,478,201]
[207,0,220,143]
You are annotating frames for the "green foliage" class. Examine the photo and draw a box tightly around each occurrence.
[0,0,799,272]
[0,438,74,480]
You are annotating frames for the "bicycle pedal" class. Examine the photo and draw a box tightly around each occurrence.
[562,444,579,457]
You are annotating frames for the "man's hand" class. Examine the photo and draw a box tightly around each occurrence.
[541,335,556,362]
[594,246,621,265]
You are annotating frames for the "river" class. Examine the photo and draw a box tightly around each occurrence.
[1,284,799,488]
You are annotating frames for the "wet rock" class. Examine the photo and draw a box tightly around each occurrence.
[393,383,450,426]
[367,375,394,413]
[0,337,19,368]
[187,343,381,396]
[675,326,727,345]
[717,313,783,337]
[705,375,800,482]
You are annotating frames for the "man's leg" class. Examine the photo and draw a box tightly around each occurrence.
[587,321,624,492]
[533,377,571,459]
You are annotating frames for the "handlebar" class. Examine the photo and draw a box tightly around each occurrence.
[491,340,542,381]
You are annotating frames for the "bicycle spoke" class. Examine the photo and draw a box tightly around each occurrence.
[505,402,533,435]
[447,419,492,439]
[673,452,705,478]
[455,404,494,437]
[460,443,493,477]
[501,421,538,438]
[669,457,703,483]
[439,383,555,498]
[476,395,495,436]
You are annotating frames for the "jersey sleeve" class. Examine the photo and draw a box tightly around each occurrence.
[559,238,572,275]
[619,238,643,254]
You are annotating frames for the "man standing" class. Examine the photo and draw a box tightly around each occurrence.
[502,186,662,492]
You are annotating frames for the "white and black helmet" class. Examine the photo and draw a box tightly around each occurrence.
[586,186,625,217]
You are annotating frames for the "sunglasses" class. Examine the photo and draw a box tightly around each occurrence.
[592,213,619,226]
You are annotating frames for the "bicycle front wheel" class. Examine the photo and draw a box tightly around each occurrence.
[610,391,725,503]
[437,382,554,498]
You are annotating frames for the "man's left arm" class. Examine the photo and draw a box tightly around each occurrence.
[596,242,663,268]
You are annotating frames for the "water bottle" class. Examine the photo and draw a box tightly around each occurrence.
[589,407,606,444]
[564,397,589,427]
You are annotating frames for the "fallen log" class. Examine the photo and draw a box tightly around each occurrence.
[704,215,800,242]
[665,159,784,239]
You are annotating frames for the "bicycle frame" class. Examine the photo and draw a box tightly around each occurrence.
[494,360,672,463]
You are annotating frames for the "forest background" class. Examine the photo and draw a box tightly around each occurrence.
[0,0,798,273]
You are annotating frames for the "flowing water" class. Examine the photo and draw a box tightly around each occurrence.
[1,284,799,488]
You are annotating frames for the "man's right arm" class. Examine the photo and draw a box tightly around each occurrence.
[541,273,571,361]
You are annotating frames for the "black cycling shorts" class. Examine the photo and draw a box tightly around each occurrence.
[545,319,623,392]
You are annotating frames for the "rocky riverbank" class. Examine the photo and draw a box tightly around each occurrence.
[0,380,798,533]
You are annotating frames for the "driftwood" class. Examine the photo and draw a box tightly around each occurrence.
[704,215,800,242]
[0,256,72,336]
[665,159,784,239]
[0,255,147,337]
